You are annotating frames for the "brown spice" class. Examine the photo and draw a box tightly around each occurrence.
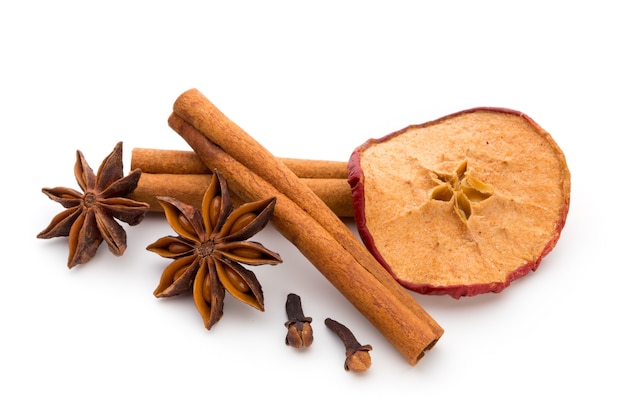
[129,172,354,218]
[146,169,282,329]
[284,293,313,348]
[37,142,150,268]
[167,90,443,365]
[131,147,349,178]
[325,317,373,373]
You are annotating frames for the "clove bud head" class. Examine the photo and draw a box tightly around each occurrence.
[285,321,314,349]
[345,346,373,373]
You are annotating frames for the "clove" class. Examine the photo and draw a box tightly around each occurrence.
[284,293,313,348]
[324,317,373,372]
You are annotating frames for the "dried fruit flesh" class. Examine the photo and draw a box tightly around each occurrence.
[348,108,570,298]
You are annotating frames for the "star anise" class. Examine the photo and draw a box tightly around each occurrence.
[146,169,282,330]
[37,142,150,268]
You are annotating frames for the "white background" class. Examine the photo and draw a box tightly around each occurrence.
[2,1,623,415]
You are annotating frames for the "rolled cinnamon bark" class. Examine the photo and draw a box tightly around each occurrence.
[131,148,208,175]
[130,172,354,218]
[132,148,349,179]
[169,90,443,365]
[128,173,215,211]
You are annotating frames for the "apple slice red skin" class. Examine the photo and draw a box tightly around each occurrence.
[347,107,570,299]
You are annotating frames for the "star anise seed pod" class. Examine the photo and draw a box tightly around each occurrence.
[147,169,282,330]
[37,142,150,268]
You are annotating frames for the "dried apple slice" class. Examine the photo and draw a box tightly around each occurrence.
[348,108,570,298]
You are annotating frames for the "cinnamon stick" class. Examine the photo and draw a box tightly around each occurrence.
[130,172,354,218]
[169,89,443,365]
[132,147,349,179]
[172,89,438,327]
